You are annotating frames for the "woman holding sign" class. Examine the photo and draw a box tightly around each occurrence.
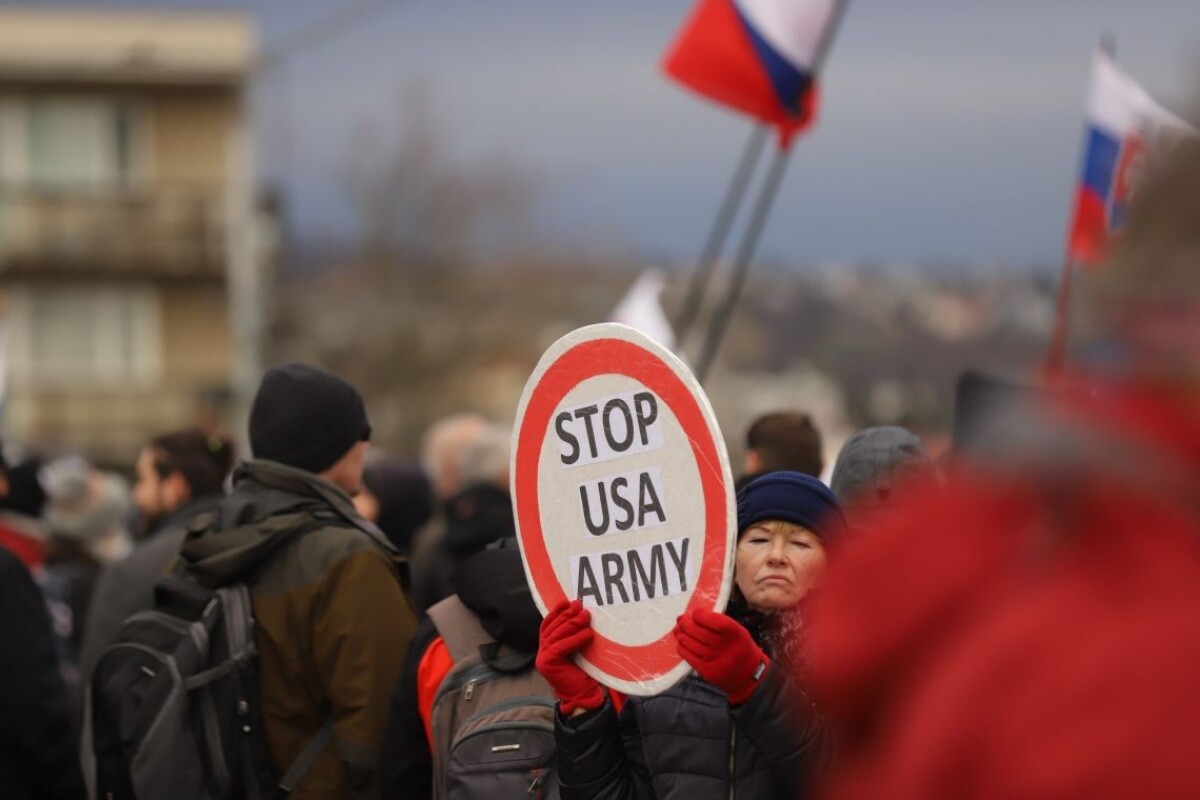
[537,471,841,800]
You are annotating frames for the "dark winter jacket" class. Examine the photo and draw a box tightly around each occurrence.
[177,460,417,799]
[42,542,100,660]
[79,495,221,683]
[555,634,826,800]
[0,546,87,800]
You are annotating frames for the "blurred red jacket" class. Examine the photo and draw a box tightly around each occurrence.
[808,381,1200,800]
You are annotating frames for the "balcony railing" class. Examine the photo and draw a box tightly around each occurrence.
[0,184,227,277]
[3,380,234,466]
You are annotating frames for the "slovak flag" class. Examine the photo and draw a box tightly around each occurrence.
[1067,49,1196,266]
[663,0,846,148]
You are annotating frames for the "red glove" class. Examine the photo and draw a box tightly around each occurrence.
[674,608,770,705]
[536,599,605,715]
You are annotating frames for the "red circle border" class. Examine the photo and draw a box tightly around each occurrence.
[514,337,730,683]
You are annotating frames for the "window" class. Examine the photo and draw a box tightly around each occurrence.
[4,284,162,386]
[0,96,147,189]
[0,96,148,249]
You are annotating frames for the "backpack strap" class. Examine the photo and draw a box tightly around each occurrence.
[428,595,494,663]
[478,641,536,673]
[198,533,339,797]
[276,719,334,795]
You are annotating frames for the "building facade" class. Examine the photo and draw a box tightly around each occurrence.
[0,9,262,465]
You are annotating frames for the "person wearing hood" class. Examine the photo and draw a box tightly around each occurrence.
[354,457,434,557]
[80,429,235,684]
[540,471,841,800]
[177,363,417,799]
[379,539,544,797]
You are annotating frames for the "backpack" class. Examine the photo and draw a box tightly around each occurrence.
[427,595,559,800]
[85,522,334,800]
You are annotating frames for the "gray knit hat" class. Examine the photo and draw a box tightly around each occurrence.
[830,426,934,511]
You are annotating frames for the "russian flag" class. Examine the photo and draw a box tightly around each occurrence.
[663,0,846,148]
[1067,50,1195,267]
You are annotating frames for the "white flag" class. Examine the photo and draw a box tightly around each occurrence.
[609,270,677,352]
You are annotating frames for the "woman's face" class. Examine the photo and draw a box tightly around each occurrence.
[735,519,827,611]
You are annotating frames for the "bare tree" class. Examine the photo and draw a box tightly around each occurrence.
[342,83,539,266]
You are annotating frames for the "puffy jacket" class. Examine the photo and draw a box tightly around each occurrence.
[178,460,417,799]
[555,664,826,800]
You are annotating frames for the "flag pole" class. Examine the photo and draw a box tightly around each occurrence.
[1045,35,1116,382]
[674,125,769,349]
[1044,254,1076,380]
[694,145,793,384]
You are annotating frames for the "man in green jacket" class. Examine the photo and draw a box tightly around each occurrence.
[179,363,417,799]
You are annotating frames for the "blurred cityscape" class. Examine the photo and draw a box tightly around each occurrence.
[0,6,1058,470]
[272,256,1056,463]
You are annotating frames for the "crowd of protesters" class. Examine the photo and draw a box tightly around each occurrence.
[2,138,1199,800]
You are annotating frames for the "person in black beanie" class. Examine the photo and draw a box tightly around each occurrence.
[248,362,373,479]
[167,363,415,798]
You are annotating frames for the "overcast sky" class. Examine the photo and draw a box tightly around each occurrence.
[39,0,1200,266]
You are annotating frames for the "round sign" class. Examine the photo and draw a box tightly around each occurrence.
[511,323,736,696]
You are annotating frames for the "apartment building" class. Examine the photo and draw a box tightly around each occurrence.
[0,8,263,464]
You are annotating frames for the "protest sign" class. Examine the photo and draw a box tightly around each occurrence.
[512,323,735,695]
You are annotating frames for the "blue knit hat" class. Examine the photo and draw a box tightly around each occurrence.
[736,470,845,541]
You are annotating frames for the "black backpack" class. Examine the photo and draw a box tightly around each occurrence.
[86,539,332,799]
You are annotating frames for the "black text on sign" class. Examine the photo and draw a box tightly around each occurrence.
[578,467,667,537]
[570,537,692,609]
[556,391,663,468]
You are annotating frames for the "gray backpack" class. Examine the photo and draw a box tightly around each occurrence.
[86,539,333,799]
[428,596,559,800]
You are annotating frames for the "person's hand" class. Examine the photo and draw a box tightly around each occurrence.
[536,599,605,715]
[674,608,769,705]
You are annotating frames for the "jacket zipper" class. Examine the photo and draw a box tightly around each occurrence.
[727,723,736,800]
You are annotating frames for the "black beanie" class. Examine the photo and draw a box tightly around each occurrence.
[249,363,371,474]
[0,459,46,518]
